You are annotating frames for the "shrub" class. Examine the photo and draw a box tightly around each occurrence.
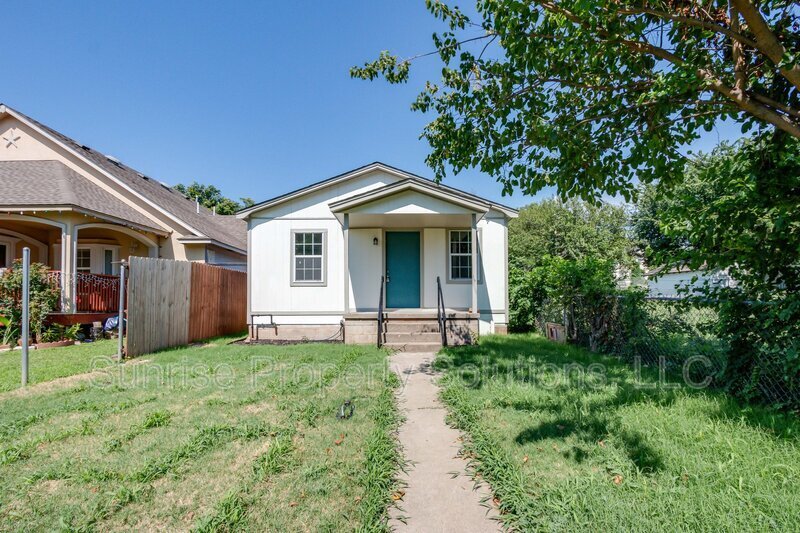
[0,261,60,344]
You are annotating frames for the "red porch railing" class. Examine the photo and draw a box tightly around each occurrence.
[48,271,125,313]
[76,272,125,313]
[2,269,125,315]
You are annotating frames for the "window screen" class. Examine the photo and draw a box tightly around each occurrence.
[293,232,324,283]
[449,230,472,280]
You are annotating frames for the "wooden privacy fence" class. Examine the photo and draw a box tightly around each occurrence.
[126,257,246,357]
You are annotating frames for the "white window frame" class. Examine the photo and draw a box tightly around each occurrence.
[76,248,92,273]
[290,230,327,286]
[0,236,17,270]
[447,229,482,284]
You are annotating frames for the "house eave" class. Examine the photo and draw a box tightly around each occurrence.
[236,161,519,219]
[0,204,169,236]
[176,236,246,256]
[328,179,491,214]
[236,162,414,219]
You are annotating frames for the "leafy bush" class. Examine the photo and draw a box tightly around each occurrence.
[643,132,800,410]
[510,255,620,345]
[508,261,556,331]
[40,324,81,344]
[0,262,60,344]
[507,198,638,331]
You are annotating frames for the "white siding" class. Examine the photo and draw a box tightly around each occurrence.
[648,270,734,297]
[248,172,407,324]
[246,169,511,332]
[250,217,344,318]
[348,228,383,311]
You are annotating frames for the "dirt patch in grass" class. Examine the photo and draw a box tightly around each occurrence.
[0,358,151,400]
[237,339,343,346]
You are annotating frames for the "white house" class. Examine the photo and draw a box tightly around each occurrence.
[238,162,517,349]
[645,265,736,297]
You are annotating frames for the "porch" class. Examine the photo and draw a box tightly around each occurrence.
[332,180,500,348]
[334,180,486,317]
[0,212,160,322]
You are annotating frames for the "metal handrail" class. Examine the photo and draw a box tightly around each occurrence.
[437,276,448,347]
[377,275,385,348]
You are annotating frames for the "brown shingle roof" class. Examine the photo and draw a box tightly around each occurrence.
[0,160,165,232]
[3,105,246,252]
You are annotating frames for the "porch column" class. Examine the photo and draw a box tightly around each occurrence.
[471,213,478,314]
[343,213,350,314]
[61,221,76,313]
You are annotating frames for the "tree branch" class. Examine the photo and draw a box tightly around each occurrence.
[731,0,800,92]
[729,2,747,93]
[521,2,800,138]
[615,37,800,137]
[617,6,759,50]
[750,92,800,120]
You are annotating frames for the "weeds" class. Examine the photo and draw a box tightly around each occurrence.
[132,423,274,483]
[0,341,401,531]
[356,372,403,530]
[194,432,296,532]
[437,334,800,531]
[106,410,172,452]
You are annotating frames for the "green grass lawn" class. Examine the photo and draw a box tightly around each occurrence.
[435,334,800,531]
[0,338,401,531]
[0,339,118,392]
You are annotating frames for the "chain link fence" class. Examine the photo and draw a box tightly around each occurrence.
[537,295,799,409]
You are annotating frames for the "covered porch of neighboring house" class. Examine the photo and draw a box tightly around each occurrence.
[0,212,164,324]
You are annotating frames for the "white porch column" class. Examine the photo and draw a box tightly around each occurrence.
[61,221,76,313]
[343,213,350,314]
[471,213,478,314]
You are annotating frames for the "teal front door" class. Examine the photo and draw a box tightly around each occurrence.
[385,231,421,308]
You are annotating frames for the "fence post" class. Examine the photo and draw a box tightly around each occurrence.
[117,260,126,361]
[21,247,30,387]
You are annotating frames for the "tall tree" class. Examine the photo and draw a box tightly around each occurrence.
[353,1,800,200]
[510,198,634,269]
[174,182,254,215]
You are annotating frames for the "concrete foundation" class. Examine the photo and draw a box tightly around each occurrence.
[248,323,343,342]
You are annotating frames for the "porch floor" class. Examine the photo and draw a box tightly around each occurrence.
[344,308,479,320]
[48,312,118,326]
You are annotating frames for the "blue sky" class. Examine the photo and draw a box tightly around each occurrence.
[3,1,741,208]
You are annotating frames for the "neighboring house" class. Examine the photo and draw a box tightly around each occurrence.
[644,265,736,297]
[238,162,518,348]
[0,104,246,319]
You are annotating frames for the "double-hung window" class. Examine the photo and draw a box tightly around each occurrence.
[292,231,325,285]
[76,248,92,273]
[448,230,473,281]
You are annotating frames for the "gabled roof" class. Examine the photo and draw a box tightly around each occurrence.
[0,104,246,253]
[329,178,491,214]
[237,161,518,219]
[0,160,167,234]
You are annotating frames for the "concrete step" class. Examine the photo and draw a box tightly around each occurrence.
[384,331,442,343]
[383,341,443,353]
[383,320,441,333]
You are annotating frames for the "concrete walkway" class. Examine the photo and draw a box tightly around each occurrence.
[389,351,500,532]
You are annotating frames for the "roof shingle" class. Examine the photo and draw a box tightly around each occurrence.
[0,160,165,232]
[3,106,246,252]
